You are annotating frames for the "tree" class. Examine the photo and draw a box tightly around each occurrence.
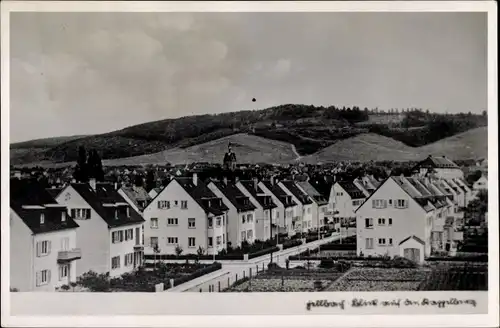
[482,110,487,117]
[175,245,183,257]
[134,174,143,187]
[87,149,105,181]
[145,170,156,192]
[73,146,88,183]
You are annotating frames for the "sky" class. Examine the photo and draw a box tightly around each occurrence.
[10,12,487,143]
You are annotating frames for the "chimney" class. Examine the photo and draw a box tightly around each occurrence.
[253,177,258,191]
[193,173,198,186]
[270,176,274,185]
[114,182,118,190]
[235,176,239,184]
[89,178,96,191]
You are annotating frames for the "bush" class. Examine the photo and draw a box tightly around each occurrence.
[390,256,417,268]
[170,262,222,288]
[77,271,111,292]
[249,246,280,259]
[268,262,281,270]
[282,239,302,250]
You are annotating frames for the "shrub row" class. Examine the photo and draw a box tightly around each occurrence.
[282,239,303,250]
[426,255,488,262]
[321,243,356,251]
[144,253,244,261]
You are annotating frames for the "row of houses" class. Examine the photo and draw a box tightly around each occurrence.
[141,174,330,255]
[10,178,145,292]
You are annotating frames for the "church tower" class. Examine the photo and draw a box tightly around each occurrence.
[223,143,237,171]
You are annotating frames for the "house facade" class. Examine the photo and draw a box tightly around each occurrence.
[10,179,81,291]
[329,181,366,229]
[413,155,464,180]
[55,179,145,278]
[472,174,488,197]
[236,179,278,241]
[143,174,229,256]
[208,179,257,247]
[279,180,313,233]
[259,180,298,236]
[296,180,329,231]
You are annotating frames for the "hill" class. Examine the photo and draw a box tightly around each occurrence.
[10,104,487,165]
[303,127,487,163]
[102,133,298,166]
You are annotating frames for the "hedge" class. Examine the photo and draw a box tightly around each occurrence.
[426,255,488,262]
[145,253,244,261]
[289,255,390,261]
[321,243,356,251]
[166,262,222,289]
[282,239,302,250]
[248,246,280,259]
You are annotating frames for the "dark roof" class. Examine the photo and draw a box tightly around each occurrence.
[120,185,151,210]
[337,181,365,200]
[261,181,297,208]
[46,188,63,199]
[296,181,329,205]
[175,178,229,216]
[239,180,277,209]
[71,183,145,228]
[415,155,460,169]
[281,180,313,205]
[309,179,333,198]
[399,235,425,246]
[10,179,79,234]
[211,181,256,212]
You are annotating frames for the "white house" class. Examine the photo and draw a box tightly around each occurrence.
[259,179,298,236]
[296,180,329,231]
[10,179,81,291]
[279,180,313,233]
[412,155,464,180]
[472,174,488,198]
[208,178,257,247]
[355,176,464,263]
[55,179,145,278]
[236,178,278,242]
[329,181,366,229]
[143,174,229,256]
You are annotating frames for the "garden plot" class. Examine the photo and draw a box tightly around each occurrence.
[227,278,333,292]
[323,268,429,292]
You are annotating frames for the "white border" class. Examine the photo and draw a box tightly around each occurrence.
[1,1,498,327]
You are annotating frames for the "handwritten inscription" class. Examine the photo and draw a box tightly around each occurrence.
[306,298,477,311]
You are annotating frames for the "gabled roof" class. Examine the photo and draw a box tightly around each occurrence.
[46,187,63,199]
[120,185,152,210]
[174,178,229,216]
[211,181,256,212]
[406,178,432,197]
[414,155,460,169]
[280,180,313,205]
[337,180,367,200]
[309,179,333,198]
[399,235,425,246]
[296,181,329,205]
[11,179,79,234]
[70,183,144,228]
[239,180,277,210]
[261,181,297,208]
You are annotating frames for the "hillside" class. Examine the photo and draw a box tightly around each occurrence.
[10,104,487,165]
[303,127,487,163]
[103,133,298,166]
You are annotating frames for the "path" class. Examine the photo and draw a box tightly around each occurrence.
[291,144,302,161]
[167,230,354,293]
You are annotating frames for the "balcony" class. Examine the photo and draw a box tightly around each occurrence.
[452,231,464,241]
[57,248,82,263]
[134,244,144,251]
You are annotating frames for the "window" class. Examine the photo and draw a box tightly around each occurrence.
[396,199,408,209]
[248,214,253,222]
[157,200,170,209]
[378,238,386,245]
[388,218,393,225]
[388,238,393,245]
[167,237,178,244]
[372,199,387,209]
[388,199,392,205]
[247,230,253,239]
[276,211,280,218]
[150,218,158,229]
[112,231,120,243]
[241,231,246,242]
[188,218,196,228]
[40,213,45,224]
[208,237,213,247]
[208,218,213,228]
[125,253,134,266]
[242,215,246,224]
[59,265,69,280]
[125,229,133,241]
[222,234,225,243]
[181,201,188,209]
[37,240,50,256]
[378,218,386,225]
[364,218,373,229]
[167,218,178,225]
[188,237,196,247]
[60,237,69,251]
[37,269,50,286]
[111,256,120,269]
[216,217,221,227]
[71,208,91,219]
[150,237,158,248]
[307,207,311,214]
[174,200,178,207]
[365,238,374,249]
[119,230,124,242]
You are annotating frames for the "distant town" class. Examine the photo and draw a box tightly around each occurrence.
[9,142,488,293]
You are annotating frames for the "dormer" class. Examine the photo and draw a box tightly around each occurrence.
[40,213,45,225]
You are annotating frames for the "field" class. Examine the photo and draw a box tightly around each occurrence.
[418,262,488,291]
